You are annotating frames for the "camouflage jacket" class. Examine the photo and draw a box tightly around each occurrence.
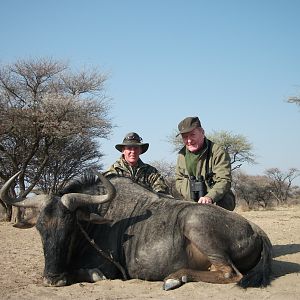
[175,138,232,202]
[104,156,170,194]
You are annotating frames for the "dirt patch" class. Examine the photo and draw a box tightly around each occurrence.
[1,206,300,300]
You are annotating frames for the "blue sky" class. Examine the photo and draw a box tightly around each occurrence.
[1,0,300,185]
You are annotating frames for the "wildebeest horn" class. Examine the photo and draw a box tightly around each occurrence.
[0,171,47,209]
[61,172,116,211]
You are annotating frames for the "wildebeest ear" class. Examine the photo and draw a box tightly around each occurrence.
[76,210,113,225]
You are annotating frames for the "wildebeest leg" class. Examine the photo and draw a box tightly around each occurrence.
[163,239,243,290]
[72,268,106,283]
[163,264,243,290]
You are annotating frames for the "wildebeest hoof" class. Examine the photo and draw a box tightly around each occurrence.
[76,268,106,283]
[85,268,106,282]
[89,269,106,282]
[163,278,183,291]
[43,277,67,287]
[181,275,188,283]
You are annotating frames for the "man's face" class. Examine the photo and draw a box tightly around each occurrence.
[122,146,142,166]
[181,127,205,153]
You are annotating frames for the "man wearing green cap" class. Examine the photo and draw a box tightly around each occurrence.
[175,117,235,210]
[104,132,170,194]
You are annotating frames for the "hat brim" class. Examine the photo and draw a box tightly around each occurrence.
[115,143,149,154]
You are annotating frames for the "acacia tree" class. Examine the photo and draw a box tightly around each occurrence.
[233,172,273,209]
[0,58,113,221]
[264,168,300,204]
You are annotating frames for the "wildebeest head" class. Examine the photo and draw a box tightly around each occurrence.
[0,172,116,286]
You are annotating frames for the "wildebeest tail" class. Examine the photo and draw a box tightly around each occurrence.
[237,224,273,288]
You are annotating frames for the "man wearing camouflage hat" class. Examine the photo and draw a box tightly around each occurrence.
[175,116,235,210]
[104,132,170,194]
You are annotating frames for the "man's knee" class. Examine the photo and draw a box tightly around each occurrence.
[216,191,236,211]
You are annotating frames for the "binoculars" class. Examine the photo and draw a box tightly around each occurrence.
[189,175,207,201]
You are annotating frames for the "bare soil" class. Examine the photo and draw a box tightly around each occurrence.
[1,206,300,300]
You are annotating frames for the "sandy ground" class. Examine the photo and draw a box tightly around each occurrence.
[0,205,300,300]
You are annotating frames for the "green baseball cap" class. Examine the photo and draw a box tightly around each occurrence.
[115,132,149,154]
[176,116,201,136]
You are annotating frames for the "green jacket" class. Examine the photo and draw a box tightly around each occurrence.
[175,138,232,202]
[104,156,170,194]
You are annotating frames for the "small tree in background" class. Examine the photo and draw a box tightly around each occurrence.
[265,168,300,204]
[233,171,273,209]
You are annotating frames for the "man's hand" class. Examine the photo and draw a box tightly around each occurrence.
[198,196,213,204]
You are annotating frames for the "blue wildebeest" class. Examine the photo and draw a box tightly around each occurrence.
[0,171,272,290]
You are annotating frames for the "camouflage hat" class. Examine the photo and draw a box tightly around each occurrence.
[176,116,201,136]
[115,132,149,154]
